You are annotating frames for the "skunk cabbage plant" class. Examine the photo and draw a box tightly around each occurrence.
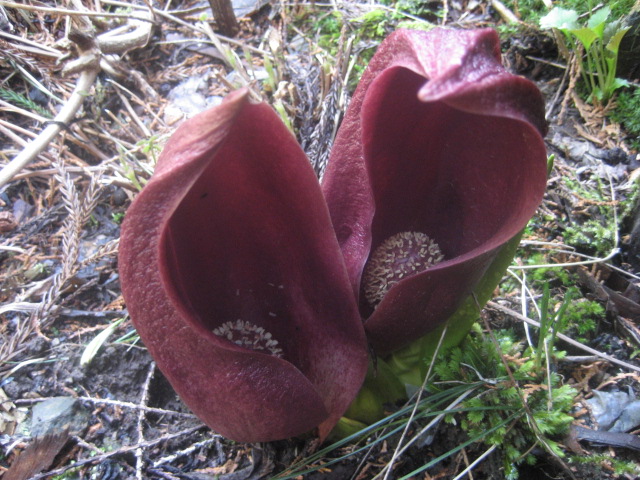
[119,27,548,443]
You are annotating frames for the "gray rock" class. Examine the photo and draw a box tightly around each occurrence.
[611,400,640,433]
[587,389,640,433]
[586,389,632,430]
[30,397,90,437]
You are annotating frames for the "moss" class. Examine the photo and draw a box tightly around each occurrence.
[612,87,640,149]
[433,330,576,480]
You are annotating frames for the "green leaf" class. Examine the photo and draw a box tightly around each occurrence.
[607,27,630,55]
[611,77,630,91]
[342,358,406,425]
[327,416,369,441]
[540,7,579,31]
[587,6,610,31]
[568,27,598,50]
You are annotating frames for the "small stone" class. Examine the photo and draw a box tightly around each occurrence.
[111,188,128,206]
[30,397,90,437]
[602,147,627,166]
[0,211,17,233]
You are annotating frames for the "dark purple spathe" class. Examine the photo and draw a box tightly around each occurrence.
[322,28,547,354]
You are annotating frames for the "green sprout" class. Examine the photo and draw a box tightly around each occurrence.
[534,283,576,371]
[137,135,162,165]
[540,6,630,103]
[80,318,125,367]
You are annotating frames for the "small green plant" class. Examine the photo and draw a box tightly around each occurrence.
[434,327,576,479]
[137,135,162,165]
[563,218,616,254]
[115,136,161,192]
[351,9,390,39]
[502,0,633,25]
[262,56,278,93]
[314,11,343,53]
[273,100,294,133]
[540,6,629,103]
[381,0,438,19]
[561,176,618,256]
[522,257,601,342]
[534,283,575,370]
[306,8,386,90]
[526,254,572,287]
[558,298,601,339]
[118,154,144,191]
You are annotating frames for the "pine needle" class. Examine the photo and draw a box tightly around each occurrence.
[0,87,52,119]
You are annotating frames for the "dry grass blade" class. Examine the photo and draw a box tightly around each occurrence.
[0,30,63,59]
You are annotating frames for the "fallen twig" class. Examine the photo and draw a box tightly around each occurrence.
[16,395,197,419]
[0,1,154,22]
[487,301,640,373]
[26,425,206,480]
[135,362,156,480]
[0,7,154,188]
[0,31,100,188]
[490,0,520,24]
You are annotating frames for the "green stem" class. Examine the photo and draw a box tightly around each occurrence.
[331,357,407,439]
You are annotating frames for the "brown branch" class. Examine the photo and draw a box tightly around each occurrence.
[0,38,100,187]
[208,0,239,37]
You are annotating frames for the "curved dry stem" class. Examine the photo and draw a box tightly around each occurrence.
[0,8,154,188]
[0,67,99,188]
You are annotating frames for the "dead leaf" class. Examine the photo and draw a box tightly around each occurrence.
[3,430,69,480]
